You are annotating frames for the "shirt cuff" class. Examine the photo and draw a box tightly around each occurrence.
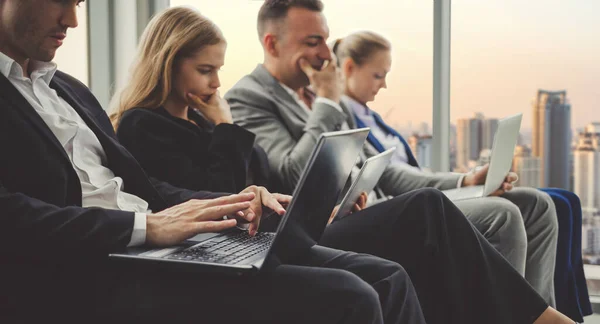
[457,174,466,188]
[127,212,147,247]
[315,97,343,113]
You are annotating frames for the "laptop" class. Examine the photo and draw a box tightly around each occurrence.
[109,128,370,275]
[330,148,396,223]
[442,113,522,201]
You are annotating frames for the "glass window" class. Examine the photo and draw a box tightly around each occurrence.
[452,0,600,295]
[170,0,434,167]
[53,1,89,86]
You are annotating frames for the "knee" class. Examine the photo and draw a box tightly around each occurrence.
[495,200,528,248]
[334,271,381,311]
[375,258,411,288]
[406,188,447,209]
[537,191,559,236]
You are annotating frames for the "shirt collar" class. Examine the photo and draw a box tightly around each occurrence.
[342,95,371,117]
[0,50,57,84]
[279,82,299,100]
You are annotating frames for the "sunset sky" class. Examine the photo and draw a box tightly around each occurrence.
[55,0,600,131]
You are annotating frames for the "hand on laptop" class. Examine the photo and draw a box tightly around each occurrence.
[328,192,368,225]
[238,186,290,236]
[462,164,519,196]
[146,193,256,247]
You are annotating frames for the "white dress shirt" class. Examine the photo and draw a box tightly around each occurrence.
[0,51,147,246]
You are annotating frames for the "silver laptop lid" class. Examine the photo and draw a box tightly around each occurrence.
[269,128,370,263]
[483,113,523,196]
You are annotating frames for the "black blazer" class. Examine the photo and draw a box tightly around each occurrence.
[0,71,224,317]
[116,107,272,193]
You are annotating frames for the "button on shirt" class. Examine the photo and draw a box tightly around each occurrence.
[0,52,147,246]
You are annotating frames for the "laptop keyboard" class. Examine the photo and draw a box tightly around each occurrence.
[165,232,274,265]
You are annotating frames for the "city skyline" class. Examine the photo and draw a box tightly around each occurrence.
[53,0,600,130]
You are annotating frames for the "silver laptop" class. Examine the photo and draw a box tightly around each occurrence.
[442,113,522,201]
[108,128,370,276]
[331,148,396,222]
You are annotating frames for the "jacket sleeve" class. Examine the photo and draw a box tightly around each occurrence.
[117,110,255,193]
[148,176,230,207]
[0,180,135,256]
[361,143,462,196]
[227,86,347,194]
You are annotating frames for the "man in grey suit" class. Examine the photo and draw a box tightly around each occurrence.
[226,0,559,307]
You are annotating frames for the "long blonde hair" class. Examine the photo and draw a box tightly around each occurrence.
[109,6,224,128]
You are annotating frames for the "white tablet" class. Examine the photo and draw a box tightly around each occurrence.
[331,148,396,222]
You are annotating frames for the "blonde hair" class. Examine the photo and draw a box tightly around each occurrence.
[109,6,224,128]
[331,31,391,67]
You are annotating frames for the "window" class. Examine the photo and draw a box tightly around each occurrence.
[170,0,434,168]
[54,1,89,86]
[451,0,600,294]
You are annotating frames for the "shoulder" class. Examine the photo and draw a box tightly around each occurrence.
[53,70,87,91]
[119,108,165,128]
[225,74,270,104]
[117,107,181,140]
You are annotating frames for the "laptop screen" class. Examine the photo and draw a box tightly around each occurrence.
[271,128,369,262]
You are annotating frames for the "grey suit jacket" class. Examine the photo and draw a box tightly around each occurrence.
[226,64,460,195]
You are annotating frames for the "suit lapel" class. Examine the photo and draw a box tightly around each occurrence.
[50,77,106,141]
[339,100,358,129]
[0,73,72,166]
[50,76,168,210]
[251,65,309,123]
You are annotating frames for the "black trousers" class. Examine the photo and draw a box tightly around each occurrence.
[320,188,550,324]
[93,245,425,324]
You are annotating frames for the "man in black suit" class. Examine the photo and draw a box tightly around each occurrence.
[0,1,426,323]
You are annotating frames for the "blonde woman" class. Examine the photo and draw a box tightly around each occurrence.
[111,7,270,194]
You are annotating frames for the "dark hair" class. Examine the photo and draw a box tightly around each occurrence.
[331,31,391,67]
[257,0,324,38]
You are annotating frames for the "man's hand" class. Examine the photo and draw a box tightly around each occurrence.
[462,164,518,197]
[146,193,256,247]
[187,91,233,125]
[298,55,342,103]
[237,186,290,236]
[328,192,368,225]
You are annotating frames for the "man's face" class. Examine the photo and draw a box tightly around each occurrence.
[275,7,331,89]
[0,0,81,62]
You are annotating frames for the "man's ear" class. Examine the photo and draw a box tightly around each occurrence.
[263,33,280,58]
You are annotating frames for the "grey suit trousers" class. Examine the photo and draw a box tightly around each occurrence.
[454,187,558,306]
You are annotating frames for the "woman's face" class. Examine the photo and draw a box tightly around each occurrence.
[171,41,227,104]
[343,49,391,104]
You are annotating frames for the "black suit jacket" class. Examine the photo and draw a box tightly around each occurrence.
[0,71,225,317]
[116,107,270,193]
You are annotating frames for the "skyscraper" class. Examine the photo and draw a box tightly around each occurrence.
[482,118,499,151]
[408,134,433,169]
[456,115,483,170]
[512,145,542,188]
[573,127,600,211]
[532,90,571,189]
